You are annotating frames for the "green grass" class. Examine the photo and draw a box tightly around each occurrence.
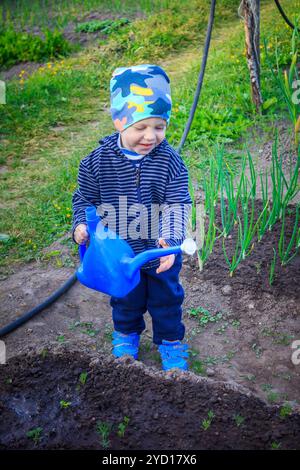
[0,0,242,30]
[0,0,299,267]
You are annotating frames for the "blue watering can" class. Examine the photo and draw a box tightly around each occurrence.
[77,206,196,298]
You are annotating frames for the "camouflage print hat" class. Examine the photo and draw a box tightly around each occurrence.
[110,64,172,131]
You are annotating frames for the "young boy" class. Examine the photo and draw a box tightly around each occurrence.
[72,64,192,371]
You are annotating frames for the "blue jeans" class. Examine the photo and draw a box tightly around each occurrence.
[110,254,185,345]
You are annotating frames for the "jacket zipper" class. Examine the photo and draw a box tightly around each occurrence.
[134,160,148,241]
[135,163,143,203]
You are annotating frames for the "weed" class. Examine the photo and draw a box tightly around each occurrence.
[201,410,215,431]
[117,416,130,438]
[261,328,274,337]
[233,414,245,427]
[56,335,65,343]
[279,403,293,419]
[26,427,43,445]
[224,350,236,361]
[150,351,161,363]
[96,421,112,449]
[204,356,219,366]
[79,371,88,386]
[69,321,100,337]
[267,391,280,403]
[271,441,281,450]
[103,324,113,343]
[273,332,294,346]
[241,374,256,382]
[140,340,152,354]
[261,383,273,392]
[231,319,241,328]
[188,307,223,327]
[216,323,228,335]
[251,342,263,359]
[40,348,48,359]
[254,261,262,274]
[60,400,71,409]
[190,359,207,376]
[261,329,294,346]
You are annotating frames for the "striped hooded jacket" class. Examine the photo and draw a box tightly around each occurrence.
[72,131,192,270]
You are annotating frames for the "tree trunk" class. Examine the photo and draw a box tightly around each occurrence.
[242,0,263,112]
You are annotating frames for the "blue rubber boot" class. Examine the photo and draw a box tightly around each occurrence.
[158,340,189,371]
[112,331,140,360]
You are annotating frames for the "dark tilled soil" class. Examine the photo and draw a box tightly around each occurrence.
[188,201,300,301]
[0,199,299,450]
[0,350,299,450]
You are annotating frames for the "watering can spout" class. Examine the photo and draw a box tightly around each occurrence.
[122,238,197,280]
[77,206,197,298]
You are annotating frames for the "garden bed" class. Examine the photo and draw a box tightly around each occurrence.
[0,196,299,449]
[0,350,299,450]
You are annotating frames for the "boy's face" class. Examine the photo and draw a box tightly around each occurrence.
[120,117,167,155]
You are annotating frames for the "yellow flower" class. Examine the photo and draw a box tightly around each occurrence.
[66,214,71,218]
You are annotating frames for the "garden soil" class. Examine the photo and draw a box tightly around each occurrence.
[0,197,299,449]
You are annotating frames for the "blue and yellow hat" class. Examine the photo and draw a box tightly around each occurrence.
[110,64,172,132]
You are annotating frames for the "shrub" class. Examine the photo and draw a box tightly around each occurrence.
[0,27,74,69]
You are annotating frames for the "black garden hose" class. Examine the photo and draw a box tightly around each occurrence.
[0,0,215,338]
[274,0,298,31]
[0,274,78,337]
[177,0,217,154]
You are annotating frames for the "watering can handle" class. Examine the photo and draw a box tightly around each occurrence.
[78,243,87,262]
[78,223,90,262]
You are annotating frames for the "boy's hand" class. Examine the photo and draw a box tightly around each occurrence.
[74,223,89,245]
[156,238,175,274]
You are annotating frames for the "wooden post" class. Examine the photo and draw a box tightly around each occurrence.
[241,0,263,112]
